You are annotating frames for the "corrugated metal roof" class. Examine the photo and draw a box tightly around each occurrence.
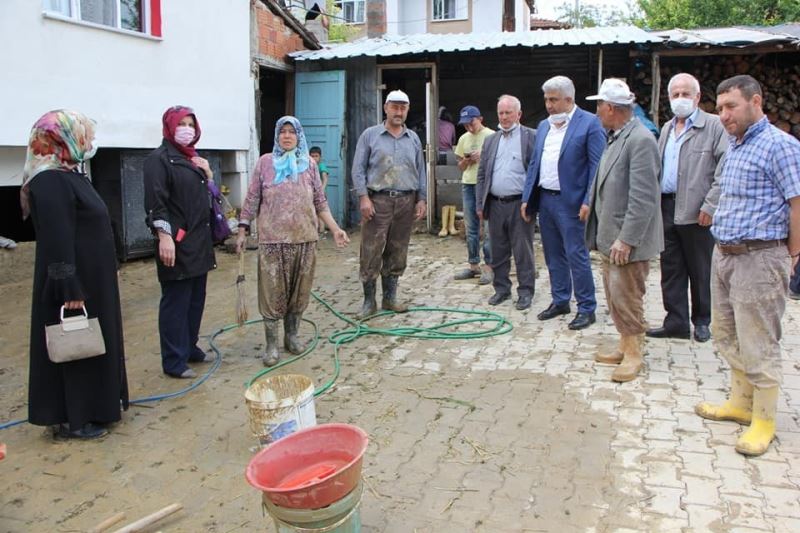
[653,26,800,47]
[291,25,661,61]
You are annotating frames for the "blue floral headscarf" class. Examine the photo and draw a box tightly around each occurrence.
[272,116,310,184]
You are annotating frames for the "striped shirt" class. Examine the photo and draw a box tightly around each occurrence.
[712,117,800,243]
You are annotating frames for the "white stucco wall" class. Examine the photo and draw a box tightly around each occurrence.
[0,0,253,184]
[470,0,530,33]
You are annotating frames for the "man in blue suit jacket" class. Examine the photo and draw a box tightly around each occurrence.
[521,76,606,329]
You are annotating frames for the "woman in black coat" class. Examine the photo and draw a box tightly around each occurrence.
[144,106,216,379]
[21,109,128,440]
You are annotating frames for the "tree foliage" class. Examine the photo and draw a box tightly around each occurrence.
[555,1,643,28]
[326,0,361,42]
[636,0,800,29]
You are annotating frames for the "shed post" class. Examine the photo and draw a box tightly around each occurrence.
[651,53,661,129]
[597,48,603,89]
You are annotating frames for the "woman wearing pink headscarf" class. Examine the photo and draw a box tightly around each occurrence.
[22,109,128,440]
[144,106,216,379]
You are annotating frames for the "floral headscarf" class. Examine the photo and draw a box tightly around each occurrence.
[20,109,96,219]
[272,116,310,184]
[162,105,201,160]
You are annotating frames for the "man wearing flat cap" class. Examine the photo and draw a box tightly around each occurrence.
[585,79,663,382]
[352,90,427,318]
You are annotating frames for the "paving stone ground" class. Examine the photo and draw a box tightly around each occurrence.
[1,230,799,532]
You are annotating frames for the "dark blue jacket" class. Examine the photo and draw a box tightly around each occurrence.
[522,107,606,215]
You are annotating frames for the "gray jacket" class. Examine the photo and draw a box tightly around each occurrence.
[475,125,536,218]
[658,110,728,225]
[585,119,664,262]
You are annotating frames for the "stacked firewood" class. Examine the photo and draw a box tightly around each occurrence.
[633,54,800,140]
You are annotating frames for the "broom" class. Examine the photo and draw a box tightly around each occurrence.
[235,251,248,326]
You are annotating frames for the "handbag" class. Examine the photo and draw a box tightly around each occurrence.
[207,179,232,243]
[45,305,106,363]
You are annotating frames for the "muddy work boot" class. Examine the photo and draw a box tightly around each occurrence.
[695,368,753,425]
[381,275,409,313]
[262,319,280,366]
[611,335,644,382]
[283,313,305,355]
[595,336,624,365]
[358,280,378,319]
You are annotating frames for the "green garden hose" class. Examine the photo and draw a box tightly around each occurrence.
[239,291,514,396]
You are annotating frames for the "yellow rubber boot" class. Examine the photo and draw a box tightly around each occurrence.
[438,206,450,237]
[735,386,778,457]
[695,369,753,424]
[611,335,643,382]
[448,205,458,235]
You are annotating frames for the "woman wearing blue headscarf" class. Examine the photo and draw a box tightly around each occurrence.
[237,116,349,366]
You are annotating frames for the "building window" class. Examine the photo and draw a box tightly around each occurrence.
[43,0,149,33]
[432,0,467,21]
[334,0,365,24]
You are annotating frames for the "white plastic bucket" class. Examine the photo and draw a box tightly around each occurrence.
[245,374,317,446]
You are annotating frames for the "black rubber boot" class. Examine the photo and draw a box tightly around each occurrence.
[284,313,305,355]
[381,275,408,312]
[358,280,378,319]
[262,319,280,366]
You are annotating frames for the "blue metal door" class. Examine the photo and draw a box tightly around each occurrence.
[295,70,346,225]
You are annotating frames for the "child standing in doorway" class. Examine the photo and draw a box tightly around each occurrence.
[309,146,329,192]
[310,146,329,233]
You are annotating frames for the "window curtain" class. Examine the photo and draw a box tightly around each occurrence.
[43,0,71,16]
[80,0,116,27]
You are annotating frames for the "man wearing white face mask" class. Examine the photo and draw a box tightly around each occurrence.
[646,73,728,343]
[522,76,605,330]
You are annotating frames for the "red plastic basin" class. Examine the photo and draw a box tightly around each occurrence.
[245,423,368,509]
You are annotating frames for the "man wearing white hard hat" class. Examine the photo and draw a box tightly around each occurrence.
[352,90,427,317]
[584,78,663,382]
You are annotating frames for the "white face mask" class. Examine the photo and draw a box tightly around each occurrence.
[670,97,695,119]
[548,112,569,125]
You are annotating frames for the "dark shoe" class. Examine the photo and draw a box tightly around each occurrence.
[284,313,305,354]
[537,302,570,321]
[188,346,209,363]
[381,276,409,312]
[790,291,800,301]
[694,325,711,343]
[568,311,596,330]
[645,327,690,340]
[515,294,532,310]
[488,292,511,305]
[53,423,108,440]
[358,280,378,319]
[454,268,480,280]
[262,319,280,366]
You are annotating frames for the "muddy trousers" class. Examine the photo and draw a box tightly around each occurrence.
[601,258,649,336]
[257,243,317,320]
[359,193,415,282]
[711,246,789,388]
[158,274,208,376]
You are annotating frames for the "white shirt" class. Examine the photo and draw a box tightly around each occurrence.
[538,105,577,191]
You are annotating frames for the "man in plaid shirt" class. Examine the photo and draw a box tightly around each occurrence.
[695,75,800,457]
